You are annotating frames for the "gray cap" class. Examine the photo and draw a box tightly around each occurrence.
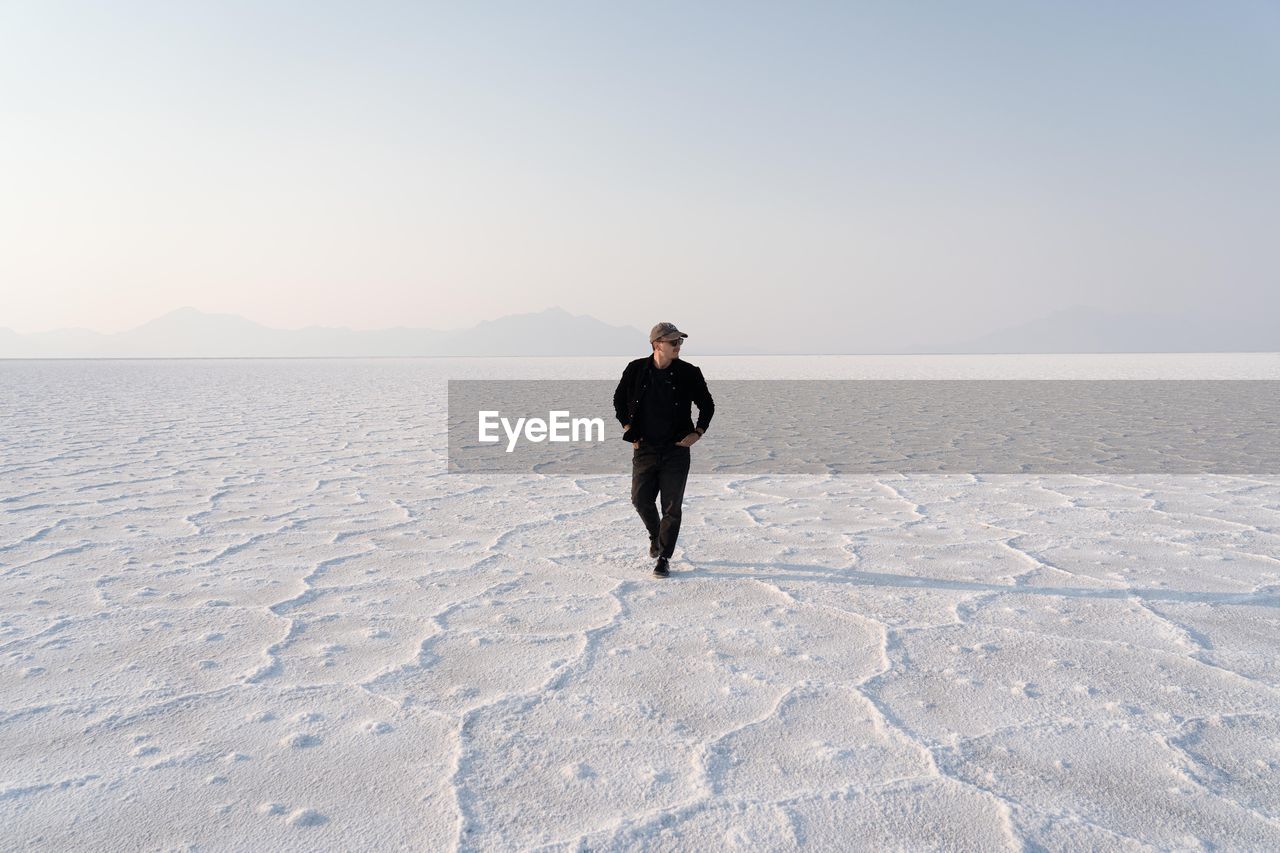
[649,321,688,343]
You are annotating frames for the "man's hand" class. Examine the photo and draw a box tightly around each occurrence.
[676,432,701,448]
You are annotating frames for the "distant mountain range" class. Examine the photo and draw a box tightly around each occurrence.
[1,304,1275,357]
[0,307,650,358]
[922,306,1279,354]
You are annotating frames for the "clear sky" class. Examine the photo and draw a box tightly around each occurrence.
[2,1,1277,351]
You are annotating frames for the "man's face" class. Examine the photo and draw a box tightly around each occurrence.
[654,337,683,359]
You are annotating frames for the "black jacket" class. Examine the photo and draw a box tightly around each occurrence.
[613,356,714,443]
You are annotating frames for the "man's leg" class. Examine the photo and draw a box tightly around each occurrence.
[631,446,661,546]
[656,446,691,559]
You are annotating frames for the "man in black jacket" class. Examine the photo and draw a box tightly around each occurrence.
[613,322,714,577]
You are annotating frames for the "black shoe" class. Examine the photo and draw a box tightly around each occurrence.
[649,539,660,558]
[653,557,670,577]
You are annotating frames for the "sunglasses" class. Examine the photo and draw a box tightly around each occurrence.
[659,338,684,347]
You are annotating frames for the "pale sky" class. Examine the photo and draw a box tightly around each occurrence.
[2,1,1277,351]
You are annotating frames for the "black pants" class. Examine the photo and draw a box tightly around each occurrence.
[631,443,691,559]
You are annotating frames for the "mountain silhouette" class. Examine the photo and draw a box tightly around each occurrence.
[0,307,649,358]
[6,304,1277,358]
[918,306,1279,354]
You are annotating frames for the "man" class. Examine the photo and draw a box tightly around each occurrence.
[613,322,714,577]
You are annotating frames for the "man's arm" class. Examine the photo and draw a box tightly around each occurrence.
[692,366,714,433]
[676,366,714,447]
[613,362,633,428]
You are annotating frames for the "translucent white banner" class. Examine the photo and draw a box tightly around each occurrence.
[448,380,1280,475]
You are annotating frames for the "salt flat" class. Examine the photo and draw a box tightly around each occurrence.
[2,355,1279,850]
